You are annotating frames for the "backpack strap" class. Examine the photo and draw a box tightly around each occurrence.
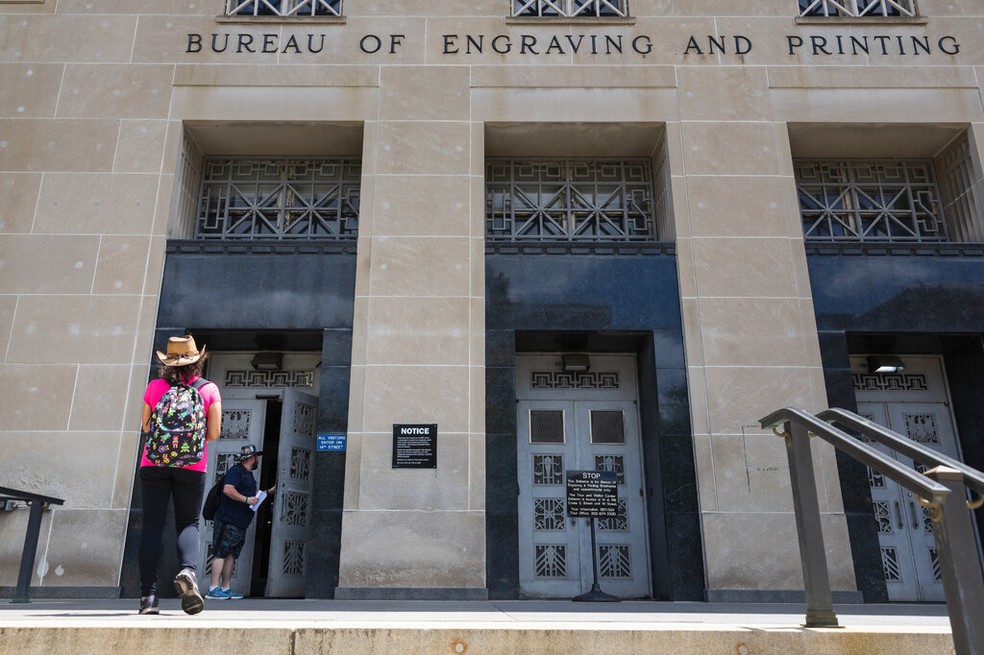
[189,377,210,391]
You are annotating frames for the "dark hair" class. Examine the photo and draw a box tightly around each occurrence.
[159,355,208,385]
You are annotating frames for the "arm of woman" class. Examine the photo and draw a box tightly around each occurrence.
[141,403,153,433]
[206,400,222,442]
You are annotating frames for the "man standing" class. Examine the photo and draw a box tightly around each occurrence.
[207,444,275,599]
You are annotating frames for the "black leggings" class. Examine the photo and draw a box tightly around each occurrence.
[139,466,205,596]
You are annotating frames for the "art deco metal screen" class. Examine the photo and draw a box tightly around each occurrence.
[196,158,360,240]
[512,0,628,17]
[798,0,916,17]
[796,160,948,242]
[486,159,657,242]
[226,0,342,16]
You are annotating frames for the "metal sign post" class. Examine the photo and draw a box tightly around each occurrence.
[566,470,620,602]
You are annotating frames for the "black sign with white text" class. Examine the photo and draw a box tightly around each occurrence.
[392,424,438,469]
[566,470,619,518]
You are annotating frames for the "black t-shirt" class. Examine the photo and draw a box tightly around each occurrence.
[214,463,258,529]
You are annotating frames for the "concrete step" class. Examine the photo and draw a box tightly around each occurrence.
[0,599,955,655]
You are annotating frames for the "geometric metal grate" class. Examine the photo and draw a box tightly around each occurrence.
[216,453,238,477]
[487,159,656,242]
[534,498,567,531]
[590,410,625,444]
[197,158,360,240]
[796,160,946,242]
[597,499,628,531]
[533,454,565,486]
[599,544,631,578]
[535,544,567,578]
[512,0,627,17]
[282,540,305,575]
[930,547,942,581]
[530,409,565,444]
[227,0,342,16]
[595,455,625,485]
[882,546,902,582]
[280,491,309,528]
[220,409,252,440]
[224,369,315,388]
[292,402,316,437]
[902,413,941,446]
[290,447,312,481]
[873,501,892,534]
[531,370,620,390]
[798,0,915,17]
[852,373,928,392]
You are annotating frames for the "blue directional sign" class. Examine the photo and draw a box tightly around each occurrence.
[317,433,347,452]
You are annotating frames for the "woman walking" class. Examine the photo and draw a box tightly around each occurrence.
[137,335,222,615]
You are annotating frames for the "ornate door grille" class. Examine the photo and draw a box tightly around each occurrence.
[798,0,915,17]
[512,0,627,17]
[196,158,360,240]
[796,160,947,242]
[227,0,342,16]
[487,159,656,242]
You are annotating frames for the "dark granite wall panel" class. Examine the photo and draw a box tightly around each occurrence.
[485,252,702,601]
[809,249,984,603]
[122,249,356,599]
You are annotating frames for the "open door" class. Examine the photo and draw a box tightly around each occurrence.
[200,398,266,595]
[264,389,318,597]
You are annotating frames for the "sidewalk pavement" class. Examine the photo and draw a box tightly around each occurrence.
[0,599,955,655]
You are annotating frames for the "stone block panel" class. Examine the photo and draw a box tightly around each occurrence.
[702,510,857,591]
[354,431,471,511]
[57,64,173,120]
[0,64,61,118]
[0,431,122,507]
[8,295,143,364]
[0,119,119,173]
[365,296,470,366]
[0,365,76,430]
[338,509,485,588]
[361,365,470,434]
[0,235,99,294]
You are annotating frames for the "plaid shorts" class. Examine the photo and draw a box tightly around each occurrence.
[211,520,247,559]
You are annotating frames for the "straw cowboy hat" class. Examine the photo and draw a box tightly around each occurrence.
[156,335,206,367]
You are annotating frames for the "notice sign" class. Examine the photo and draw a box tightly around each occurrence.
[392,424,438,469]
[566,470,619,518]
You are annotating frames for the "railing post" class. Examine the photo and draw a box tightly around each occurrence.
[783,421,839,627]
[925,466,984,655]
[11,499,45,604]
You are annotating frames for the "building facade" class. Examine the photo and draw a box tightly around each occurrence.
[1,0,983,603]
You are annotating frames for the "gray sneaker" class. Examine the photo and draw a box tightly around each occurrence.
[173,568,205,615]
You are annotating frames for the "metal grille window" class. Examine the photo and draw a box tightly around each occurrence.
[226,0,342,17]
[530,410,566,444]
[512,0,628,17]
[196,158,360,240]
[796,160,947,242]
[486,159,657,242]
[798,0,916,17]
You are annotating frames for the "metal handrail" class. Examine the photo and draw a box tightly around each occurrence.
[0,485,65,604]
[759,407,984,655]
[760,407,951,508]
[818,408,984,504]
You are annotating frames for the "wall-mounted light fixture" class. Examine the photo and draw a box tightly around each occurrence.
[866,355,905,374]
[562,354,590,372]
[251,352,283,371]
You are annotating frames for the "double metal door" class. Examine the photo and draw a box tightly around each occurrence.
[516,355,651,599]
[858,401,955,602]
[199,388,316,597]
[853,355,962,602]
